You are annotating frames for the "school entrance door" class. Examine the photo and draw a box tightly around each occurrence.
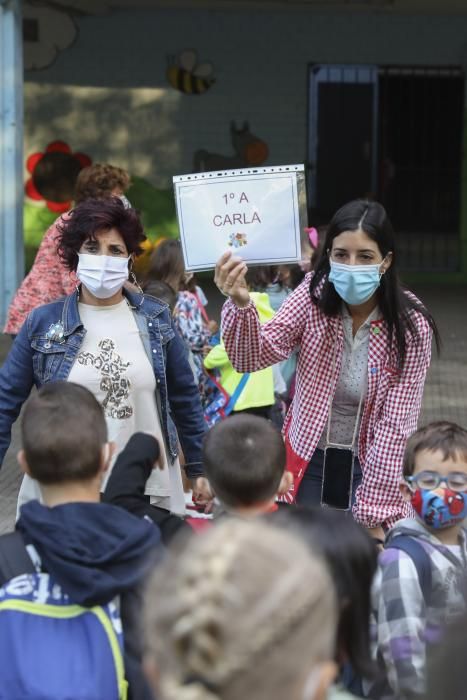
[307,64,465,274]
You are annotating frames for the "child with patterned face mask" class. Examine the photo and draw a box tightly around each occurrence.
[366,421,467,700]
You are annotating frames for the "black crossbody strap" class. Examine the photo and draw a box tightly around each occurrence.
[0,532,35,588]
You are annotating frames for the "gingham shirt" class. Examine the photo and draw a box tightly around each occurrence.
[221,273,433,528]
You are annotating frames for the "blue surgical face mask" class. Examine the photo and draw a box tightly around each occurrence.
[328,260,384,306]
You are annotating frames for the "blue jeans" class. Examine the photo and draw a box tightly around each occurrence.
[296,448,362,509]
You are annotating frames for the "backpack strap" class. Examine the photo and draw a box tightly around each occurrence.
[225,373,251,415]
[0,532,35,588]
[386,536,433,606]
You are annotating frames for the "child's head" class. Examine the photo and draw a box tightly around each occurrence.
[143,239,185,293]
[144,279,177,311]
[19,381,108,485]
[144,518,337,700]
[202,414,286,510]
[402,421,467,531]
[276,507,378,679]
[245,265,278,291]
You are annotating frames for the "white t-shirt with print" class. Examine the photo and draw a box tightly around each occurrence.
[67,299,185,514]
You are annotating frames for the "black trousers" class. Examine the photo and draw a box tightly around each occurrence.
[296,448,362,509]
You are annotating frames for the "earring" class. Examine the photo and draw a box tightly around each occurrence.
[130,269,145,302]
[74,282,80,300]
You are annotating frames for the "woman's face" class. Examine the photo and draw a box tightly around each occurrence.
[329,228,386,266]
[79,227,129,258]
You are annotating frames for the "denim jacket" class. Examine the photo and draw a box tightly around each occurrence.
[0,289,205,478]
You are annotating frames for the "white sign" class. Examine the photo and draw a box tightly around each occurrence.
[173,165,305,271]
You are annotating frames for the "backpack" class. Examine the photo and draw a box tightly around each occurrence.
[386,534,467,610]
[386,535,433,606]
[0,531,128,700]
[203,371,251,428]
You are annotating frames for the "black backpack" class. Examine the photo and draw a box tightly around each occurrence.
[0,531,35,585]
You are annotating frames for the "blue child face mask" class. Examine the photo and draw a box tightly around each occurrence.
[328,260,384,306]
[411,487,467,530]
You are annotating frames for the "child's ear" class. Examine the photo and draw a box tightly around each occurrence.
[400,480,412,503]
[17,449,32,476]
[100,442,116,474]
[277,470,294,496]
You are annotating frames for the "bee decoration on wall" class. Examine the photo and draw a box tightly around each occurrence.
[167,49,216,95]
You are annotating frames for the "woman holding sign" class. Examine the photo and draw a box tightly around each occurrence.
[215,199,439,541]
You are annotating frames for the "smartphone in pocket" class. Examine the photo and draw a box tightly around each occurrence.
[321,446,354,511]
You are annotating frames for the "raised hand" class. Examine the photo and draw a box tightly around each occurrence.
[214,251,250,307]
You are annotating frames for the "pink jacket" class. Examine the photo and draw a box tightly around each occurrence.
[221,273,433,529]
[4,216,76,335]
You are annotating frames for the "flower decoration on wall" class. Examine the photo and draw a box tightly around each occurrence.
[25,140,92,212]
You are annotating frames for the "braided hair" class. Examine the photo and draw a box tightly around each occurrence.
[144,519,337,700]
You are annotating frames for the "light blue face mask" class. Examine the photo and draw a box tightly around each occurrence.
[328,260,385,306]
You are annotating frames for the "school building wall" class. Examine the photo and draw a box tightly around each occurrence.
[24,7,467,188]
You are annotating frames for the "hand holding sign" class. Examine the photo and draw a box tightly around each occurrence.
[214,252,250,307]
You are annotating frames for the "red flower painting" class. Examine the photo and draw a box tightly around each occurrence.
[25,140,92,212]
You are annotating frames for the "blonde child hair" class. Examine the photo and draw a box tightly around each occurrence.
[144,519,337,700]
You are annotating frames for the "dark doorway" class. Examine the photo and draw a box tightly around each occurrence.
[317,83,374,214]
[378,68,464,233]
[308,65,378,219]
[307,64,465,272]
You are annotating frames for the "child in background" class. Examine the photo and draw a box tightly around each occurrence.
[175,278,211,390]
[142,239,213,394]
[104,415,290,527]
[143,518,338,700]
[246,265,291,311]
[367,421,467,700]
[185,272,220,339]
[142,239,185,312]
[278,507,378,699]
[204,292,275,420]
[203,413,292,517]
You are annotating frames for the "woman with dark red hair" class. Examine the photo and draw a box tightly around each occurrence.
[0,198,210,515]
[3,163,131,336]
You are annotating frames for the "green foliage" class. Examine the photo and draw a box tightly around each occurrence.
[126,176,179,240]
[23,202,57,271]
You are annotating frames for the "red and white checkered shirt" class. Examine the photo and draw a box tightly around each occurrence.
[221,273,433,529]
